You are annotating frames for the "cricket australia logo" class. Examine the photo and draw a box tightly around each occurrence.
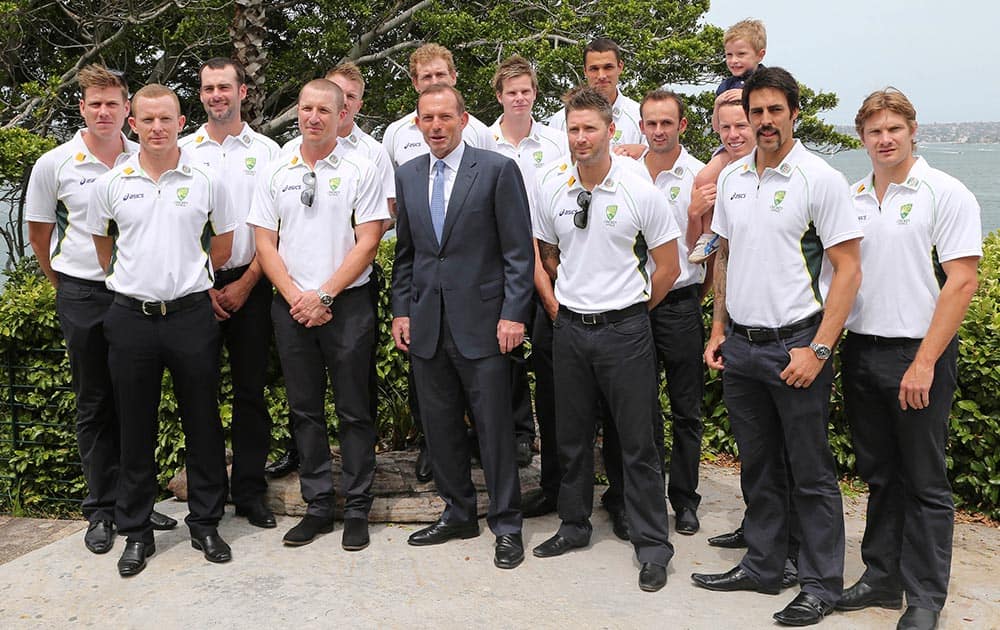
[328,177,341,193]
[177,187,189,201]
[669,186,680,201]
[770,190,786,212]
[612,130,623,143]
[532,151,544,165]
[898,203,913,225]
[604,204,619,227]
[245,157,257,171]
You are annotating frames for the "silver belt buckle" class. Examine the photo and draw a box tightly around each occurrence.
[141,300,166,316]
[581,313,599,325]
[745,327,764,342]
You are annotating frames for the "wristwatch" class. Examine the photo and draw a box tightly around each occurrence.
[316,289,334,307]
[809,342,832,361]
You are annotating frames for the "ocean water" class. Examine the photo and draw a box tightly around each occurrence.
[825,143,1000,235]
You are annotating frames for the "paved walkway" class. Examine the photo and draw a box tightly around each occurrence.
[0,464,997,629]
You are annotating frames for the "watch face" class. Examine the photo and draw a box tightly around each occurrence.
[812,343,831,360]
[320,295,334,307]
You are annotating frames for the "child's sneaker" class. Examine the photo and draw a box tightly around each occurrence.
[688,234,720,264]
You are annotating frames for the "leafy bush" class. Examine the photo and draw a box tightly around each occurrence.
[2,236,998,519]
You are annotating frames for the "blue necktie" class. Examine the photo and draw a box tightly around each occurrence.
[430,160,446,243]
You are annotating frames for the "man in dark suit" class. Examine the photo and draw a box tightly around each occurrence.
[391,84,534,570]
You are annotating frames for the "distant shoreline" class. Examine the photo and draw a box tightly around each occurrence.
[834,122,1000,144]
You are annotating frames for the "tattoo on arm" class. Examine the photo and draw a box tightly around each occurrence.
[538,241,560,279]
[712,238,729,327]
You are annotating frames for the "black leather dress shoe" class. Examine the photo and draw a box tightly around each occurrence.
[773,592,833,626]
[521,489,557,518]
[516,438,533,467]
[84,520,116,554]
[707,526,746,548]
[835,579,903,611]
[283,514,335,546]
[675,506,700,535]
[896,606,939,630]
[235,499,277,529]
[342,517,370,551]
[117,540,155,577]
[494,533,524,569]
[191,532,232,563]
[265,450,300,478]
[414,446,433,483]
[149,510,178,531]
[639,562,667,592]
[407,519,479,546]
[532,533,588,558]
[691,566,781,594]
[608,508,630,541]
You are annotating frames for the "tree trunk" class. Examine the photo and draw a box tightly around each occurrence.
[229,0,268,129]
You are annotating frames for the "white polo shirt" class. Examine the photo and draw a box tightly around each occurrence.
[382,110,497,167]
[489,117,568,191]
[179,123,279,270]
[25,130,137,282]
[547,89,645,147]
[712,140,862,328]
[282,123,395,201]
[86,151,235,301]
[643,146,707,290]
[247,148,389,292]
[533,158,680,313]
[846,157,982,338]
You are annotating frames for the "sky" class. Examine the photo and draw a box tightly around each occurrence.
[672,0,998,125]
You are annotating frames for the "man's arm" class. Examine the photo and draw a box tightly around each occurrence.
[537,240,560,282]
[899,256,979,410]
[533,239,559,320]
[494,159,535,352]
[647,240,680,310]
[704,237,729,370]
[27,222,58,286]
[93,235,114,274]
[390,175,414,351]
[214,257,264,313]
[780,238,862,388]
[209,232,233,271]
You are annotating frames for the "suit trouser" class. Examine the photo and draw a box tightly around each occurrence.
[531,301,560,500]
[106,294,227,542]
[553,307,673,567]
[411,311,522,536]
[55,273,119,523]
[271,288,376,519]
[842,333,957,611]
[722,322,844,604]
[214,267,273,506]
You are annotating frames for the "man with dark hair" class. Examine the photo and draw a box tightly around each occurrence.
[695,66,862,626]
[179,57,280,530]
[250,79,388,550]
[532,86,679,592]
[391,84,534,570]
[88,84,236,576]
[26,64,178,557]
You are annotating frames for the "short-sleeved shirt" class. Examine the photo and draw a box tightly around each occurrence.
[489,117,568,191]
[712,140,863,327]
[546,89,645,147]
[86,151,235,301]
[25,130,137,282]
[533,158,680,313]
[282,123,395,201]
[643,146,707,289]
[247,148,389,292]
[382,110,497,167]
[846,157,982,338]
[178,123,279,270]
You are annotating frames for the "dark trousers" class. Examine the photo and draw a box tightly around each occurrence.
[105,295,226,541]
[531,301,560,499]
[55,274,119,523]
[411,311,522,536]
[271,287,377,519]
[215,267,273,505]
[842,333,957,611]
[722,322,844,604]
[553,307,673,567]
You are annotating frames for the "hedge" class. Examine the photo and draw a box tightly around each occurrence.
[1,235,998,518]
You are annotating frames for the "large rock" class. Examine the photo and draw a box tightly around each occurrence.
[167,448,545,523]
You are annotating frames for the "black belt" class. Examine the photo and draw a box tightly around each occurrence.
[56,273,108,289]
[114,291,207,316]
[731,311,822,343]
[214,264,250,286]
[847,332,920,346]
[559,302,646,325]
[661,284,700,305]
